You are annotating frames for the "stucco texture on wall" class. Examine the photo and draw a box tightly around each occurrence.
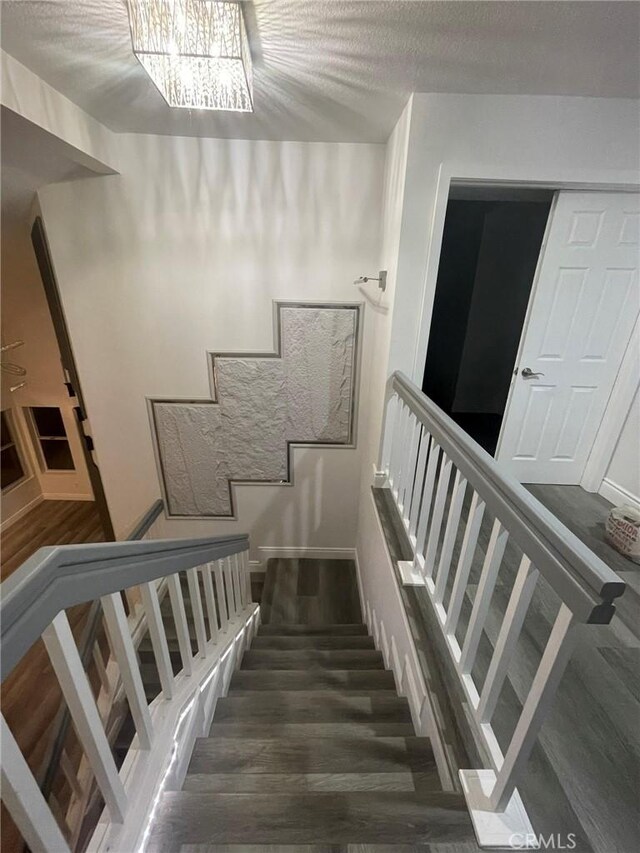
[151,303,360,517]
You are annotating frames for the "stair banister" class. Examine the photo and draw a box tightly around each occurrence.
[0,525,258,853]
[378,370,625,848]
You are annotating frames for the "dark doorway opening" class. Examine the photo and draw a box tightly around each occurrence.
[422,189,553,455]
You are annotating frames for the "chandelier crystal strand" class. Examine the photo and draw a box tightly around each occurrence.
[127,0,253,111]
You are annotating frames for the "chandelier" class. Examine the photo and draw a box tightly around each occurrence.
[126,0,253,111]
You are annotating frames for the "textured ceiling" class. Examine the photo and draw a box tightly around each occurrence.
[1,1,639,142]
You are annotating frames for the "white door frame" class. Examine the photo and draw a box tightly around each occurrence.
[492,191,558,463]
[412,164,640,489]
[581,315,639,491]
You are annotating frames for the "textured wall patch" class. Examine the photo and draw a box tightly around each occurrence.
[150,303,360,517]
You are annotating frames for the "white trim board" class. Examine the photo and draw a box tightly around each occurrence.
[257,546,357,562]
[582,317,640,492]
[599,478,640,511]
[0,494,44,532]
[41,493,94,502]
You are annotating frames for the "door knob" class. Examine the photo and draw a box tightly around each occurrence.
[521,367,545,379]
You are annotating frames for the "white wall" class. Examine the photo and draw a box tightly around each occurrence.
[388,94,640,383]
[354,96,411,623]
[355,92,640,662]
[1,222,94,524]
[601,388,640,507]
[39,134,384,543]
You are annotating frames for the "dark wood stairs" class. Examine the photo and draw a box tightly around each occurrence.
[146,621,477,851]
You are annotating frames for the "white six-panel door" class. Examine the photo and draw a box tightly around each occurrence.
[497,191,639,484]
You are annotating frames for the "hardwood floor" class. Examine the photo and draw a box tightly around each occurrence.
[527,484,640,642]
[260,558,363,625]
[1,498,105,580]
[1,499,106,853]
[375,483,640,853]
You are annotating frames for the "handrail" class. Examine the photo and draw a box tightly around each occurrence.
[1,505,255,853]
[388,371,624,623]
[127,498,164,541]
[35,498,165,813]
[381,371,627,844]
[1,532,248,680]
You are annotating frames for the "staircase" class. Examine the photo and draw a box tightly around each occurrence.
[147,619,476,850]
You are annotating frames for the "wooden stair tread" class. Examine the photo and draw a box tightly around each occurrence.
[181,770,420,793]
[229,670,397,692]
[187,736,435,775]
[212,692,411,723]
[207,722,416,739]
[241,650,385,670]
[257,624,368,636]
[147,791,474,847]
[252,636,375,649]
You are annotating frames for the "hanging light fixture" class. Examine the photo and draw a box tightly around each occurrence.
[126,0,253,111]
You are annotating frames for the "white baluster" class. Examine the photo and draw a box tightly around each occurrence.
[444,491,485,638]
[231,554,243,610]
[380,394,399,477]
[243,550,252,604]
[422,455,453,578]
[434,470,467,604]
[42,612,127,822]
[389,402,408,495]
[414,439,440,567]
[398,413,419,521]
[408,426,429,543]
[100,593,153,748]
[139,581,174,699]
[167,573,193,675]
[214,559,229,631]
[224,557,238,618]
[186,567,207,658]
[396,409,415,508]
[489,603,578,811]
[478,556,539,723]
[459,520,509,675]
[201,562,219,643]
[1,715,71,853]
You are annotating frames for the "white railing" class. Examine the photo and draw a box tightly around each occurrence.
[379,372,625,848]
[0,531,259,853]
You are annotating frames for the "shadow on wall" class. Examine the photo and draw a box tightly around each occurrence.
[37,131,383,539]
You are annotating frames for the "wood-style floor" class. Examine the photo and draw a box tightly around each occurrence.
[376,483,640,853]
[1,498,105,580]
[147,559,479,851]
[1,499,106,853]
[260,558,363,625]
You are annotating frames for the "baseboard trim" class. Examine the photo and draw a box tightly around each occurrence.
[257,546,357,562]
[1,494,44,532]
[599,478,640,510]
[41,492,94,502]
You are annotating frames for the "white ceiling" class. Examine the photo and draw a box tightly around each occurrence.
[1,1,639,143]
